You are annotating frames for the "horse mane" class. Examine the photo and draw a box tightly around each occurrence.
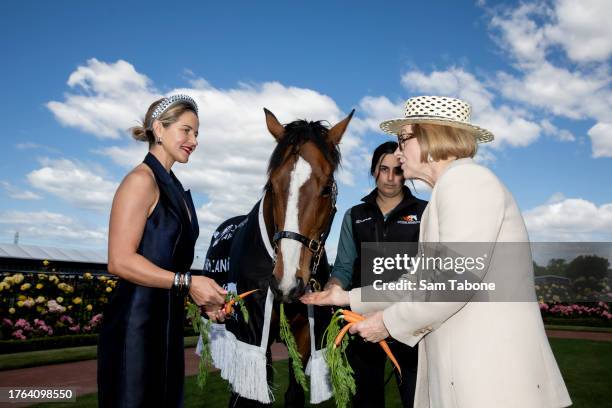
[264,120,341,191]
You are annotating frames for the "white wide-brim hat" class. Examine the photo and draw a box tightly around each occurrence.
[380,95,494,143]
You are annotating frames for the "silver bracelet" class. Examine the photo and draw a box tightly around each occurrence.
[184,272,192,295]
[172,272,181,293]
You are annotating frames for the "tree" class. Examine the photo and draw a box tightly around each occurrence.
[566,255,609,281]
[546,258,568,277]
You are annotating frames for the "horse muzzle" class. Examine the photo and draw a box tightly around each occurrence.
[269,276,306,303]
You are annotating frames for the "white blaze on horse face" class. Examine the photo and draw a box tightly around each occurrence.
[279,157,312,295]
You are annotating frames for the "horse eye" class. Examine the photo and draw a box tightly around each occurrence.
[321,186,332,197]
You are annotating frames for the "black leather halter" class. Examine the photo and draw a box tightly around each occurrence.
[272,180,337,281]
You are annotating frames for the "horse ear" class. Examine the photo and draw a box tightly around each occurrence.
[264,108,285,141]
[327,109,355,145]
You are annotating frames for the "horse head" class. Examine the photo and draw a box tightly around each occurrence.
[263,108,354,302]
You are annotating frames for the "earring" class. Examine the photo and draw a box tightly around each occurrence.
[427,153,433,163]
[156,137,162,145]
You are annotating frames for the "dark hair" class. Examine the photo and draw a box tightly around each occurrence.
[131,98,198,146]
[267,120,341,176]
[370,141,399,176]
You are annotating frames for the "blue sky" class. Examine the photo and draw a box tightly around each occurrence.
[1,0,611,261]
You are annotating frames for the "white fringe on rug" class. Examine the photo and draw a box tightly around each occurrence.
[306,348,333,404]
[196,287,275,404]
[305,303,333,404]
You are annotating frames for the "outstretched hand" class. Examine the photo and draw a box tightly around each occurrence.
[300,284,350,306]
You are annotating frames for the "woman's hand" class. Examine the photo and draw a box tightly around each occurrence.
[205,308,227,323]
[300,284,350,306]
[349,311,390,343]
[189,276,227,308]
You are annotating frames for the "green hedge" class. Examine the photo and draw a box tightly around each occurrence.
[0,334,99,354]
[1,328,197,354]
[543,317,612,328]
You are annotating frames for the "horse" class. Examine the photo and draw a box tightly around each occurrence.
[201,108,354,407]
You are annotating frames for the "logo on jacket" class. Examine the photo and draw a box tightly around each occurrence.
[397,214,419,225]
[355,217,372,224]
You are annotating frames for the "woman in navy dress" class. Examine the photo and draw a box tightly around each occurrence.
[98,95,227,407]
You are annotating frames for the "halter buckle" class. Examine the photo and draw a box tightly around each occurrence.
[308,239,321,253]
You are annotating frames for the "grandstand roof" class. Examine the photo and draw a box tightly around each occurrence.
[0,243,205,270]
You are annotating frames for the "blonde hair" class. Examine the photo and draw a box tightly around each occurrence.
[131,98,198,146]
[413,123,477,162]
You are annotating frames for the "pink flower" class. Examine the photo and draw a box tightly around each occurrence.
[2,318,13,327]
[68,324,80,333]
[89,314,103,327]
[11,329,26,340]
[59,315,74,325]
[15,319,33,332]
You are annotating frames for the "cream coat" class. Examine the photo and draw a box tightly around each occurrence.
[348,158,571,408]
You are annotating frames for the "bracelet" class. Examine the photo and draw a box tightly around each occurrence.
[172,272,181,293]
[184,272,192,295]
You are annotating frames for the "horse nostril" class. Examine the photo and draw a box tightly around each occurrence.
[290,278,306,299]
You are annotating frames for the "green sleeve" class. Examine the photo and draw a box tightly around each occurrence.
[331,209,357,289]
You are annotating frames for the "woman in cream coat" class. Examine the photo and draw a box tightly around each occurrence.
[301,96,571,408]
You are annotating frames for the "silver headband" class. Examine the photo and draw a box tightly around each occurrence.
[150,94,198,121]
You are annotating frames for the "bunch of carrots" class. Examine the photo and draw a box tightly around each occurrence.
[323,308,403,408]
[334,309,402,377]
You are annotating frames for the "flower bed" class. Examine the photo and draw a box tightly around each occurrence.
[1,271,112,341]
[1,271,198,350]
[539,301,612,327]
[2,270,610,348]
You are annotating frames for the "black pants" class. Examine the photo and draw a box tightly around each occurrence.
[347,338,418,408]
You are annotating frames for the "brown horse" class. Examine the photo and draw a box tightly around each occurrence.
[263,108,353,301]
[203,108,353,407]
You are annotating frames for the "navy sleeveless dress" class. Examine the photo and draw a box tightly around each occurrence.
[98,153,199,408]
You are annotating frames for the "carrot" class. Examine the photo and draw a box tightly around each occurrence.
[334,322,355,348]
[224,289,259,314]
[342,314,364,324]
[339,309,363,320]
[379,339,402,378]
[340,310,403,378]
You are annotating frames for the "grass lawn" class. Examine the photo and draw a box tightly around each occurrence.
[31,338,612,407]
[0,337,200,371]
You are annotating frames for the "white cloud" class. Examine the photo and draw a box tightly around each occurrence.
[401,67,542,149]
[95,144,148,168]
[488,1,612,157]
[1,181,42,200]
[0,210,107,244]
[47,59,160,139]
[523,196,612,241]
[588,122,612,158]
[489,3,549,64]
[496,64,611,122]
[49,60,367,248]
[545,0,612,63]
[15,142,60,154]
[26,158,118,212]
[540,119,575,142]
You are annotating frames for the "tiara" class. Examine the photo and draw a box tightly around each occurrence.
[151,94,198,121]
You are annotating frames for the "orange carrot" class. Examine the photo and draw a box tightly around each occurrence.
[339,309,363,319]
[224,289,259,314]
[379,340,402,378]
[342,314,364,324]
[340,310,402,378]
[334,322,355,348]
